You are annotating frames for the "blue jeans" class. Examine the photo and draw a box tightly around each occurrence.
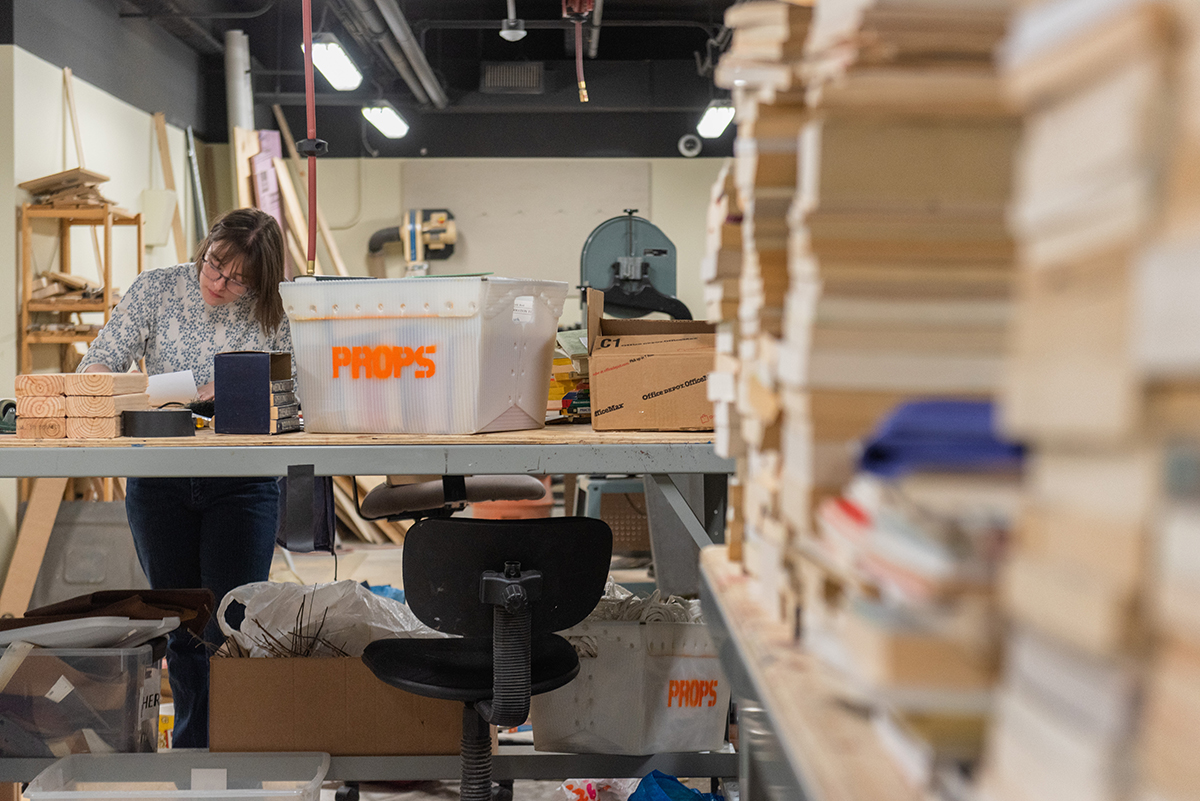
[126,477,279,748]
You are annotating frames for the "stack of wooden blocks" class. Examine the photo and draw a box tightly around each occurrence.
[14,373,149,439]
[17,167,116,208]
[269,379,301,434]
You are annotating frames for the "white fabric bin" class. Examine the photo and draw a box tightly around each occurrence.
[280,276,568,434]
[530,620,731,755]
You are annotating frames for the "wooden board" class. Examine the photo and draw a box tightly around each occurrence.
[0,426,717,449]
[153,112,188,264]
[63,373,149,396]
[232,126,261,210]
[15,397,66,418]
[14,374,66,397]
[17,167,109,196]
[0,477,70,616]
[273,158,322,275]
[16,418,66,439]
[331,476,385,544]
[66,393,150,418]
[65,417,122,439]
[700,546,925,801]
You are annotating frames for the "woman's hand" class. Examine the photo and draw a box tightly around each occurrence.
[82,364,112,374]
[196,382,215,401]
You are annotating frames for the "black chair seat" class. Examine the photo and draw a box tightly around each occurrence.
[362,633,580,703]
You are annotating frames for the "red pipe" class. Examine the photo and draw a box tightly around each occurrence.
[301,0,318,273]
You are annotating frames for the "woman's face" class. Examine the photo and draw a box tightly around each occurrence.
[198,247,251,306]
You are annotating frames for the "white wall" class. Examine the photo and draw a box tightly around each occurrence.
[0,47,195,574]
[316,156,723,327]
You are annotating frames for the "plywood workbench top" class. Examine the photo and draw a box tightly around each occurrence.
[700,545,925,801]
[0,426,717,449]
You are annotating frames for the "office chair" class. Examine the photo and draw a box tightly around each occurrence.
[362,516,613,801]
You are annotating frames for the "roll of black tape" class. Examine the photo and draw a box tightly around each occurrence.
[122,409,195,437]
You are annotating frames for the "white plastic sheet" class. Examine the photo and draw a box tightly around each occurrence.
[217,580,443,658]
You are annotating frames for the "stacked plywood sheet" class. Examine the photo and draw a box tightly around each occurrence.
[14,373,149,439]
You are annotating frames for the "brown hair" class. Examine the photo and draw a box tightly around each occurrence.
[193,208,286,334]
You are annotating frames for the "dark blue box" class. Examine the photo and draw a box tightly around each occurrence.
[214,351,293,434]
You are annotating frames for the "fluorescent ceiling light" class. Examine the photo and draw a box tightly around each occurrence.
[362,102,410,139]
[696,100,735,139]
[302,32,363,92]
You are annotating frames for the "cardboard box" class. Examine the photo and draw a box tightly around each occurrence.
[586,288,716,431]
[208,656,463,755]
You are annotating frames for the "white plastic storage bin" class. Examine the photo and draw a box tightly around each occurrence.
[530,621,731,755]
[26,752,330,801]
[280,276,568,434]
[0,643,161,757]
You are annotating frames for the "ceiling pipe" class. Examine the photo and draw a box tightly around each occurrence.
[371,0,450,109]
[587,0,603,58]
[122,0,225,54]
[338,0,432,106]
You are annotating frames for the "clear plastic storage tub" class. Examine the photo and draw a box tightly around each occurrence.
[0,643,161,757]
[280,276,569,434]
[25,752,330,801]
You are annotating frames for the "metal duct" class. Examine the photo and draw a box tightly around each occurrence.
[224,30,255,132]
[587,0,604,58]
[371,0,449,109]
[338,0,432,106]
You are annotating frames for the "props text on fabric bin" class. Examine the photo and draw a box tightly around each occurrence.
[667,678,719,708]
[331,345,437,379]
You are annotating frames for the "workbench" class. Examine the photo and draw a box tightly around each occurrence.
[700,545,925,801]
[0,427,739,784]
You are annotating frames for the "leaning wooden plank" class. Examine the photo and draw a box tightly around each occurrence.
[0,477,69,616]
[63,373,149,396]
[153,112,188,264]
[273,157,324,275]
[331,476,385,544]
[66,393,150,418]
[65,417,122,439]
[16,418,66,439]
[272,105,349,276]
[14,375,67,397]
[15,397,66,418]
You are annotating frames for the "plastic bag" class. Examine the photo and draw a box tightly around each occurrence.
[629,771,722,801]
[217,580,444,658]
[560,778,641,801]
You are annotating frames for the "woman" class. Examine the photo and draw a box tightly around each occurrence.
[78,208,291,747]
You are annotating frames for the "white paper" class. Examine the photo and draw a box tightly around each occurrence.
[147,370,197,407]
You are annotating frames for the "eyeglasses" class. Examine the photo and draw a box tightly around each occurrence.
[200,254,250,296]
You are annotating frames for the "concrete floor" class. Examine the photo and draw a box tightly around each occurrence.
[319,780,575,800]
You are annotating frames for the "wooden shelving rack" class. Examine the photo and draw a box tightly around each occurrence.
[18,203,143,374]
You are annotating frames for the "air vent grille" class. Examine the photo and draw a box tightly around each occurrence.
[481,61,545,94]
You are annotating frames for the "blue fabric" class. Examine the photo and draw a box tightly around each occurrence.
[126,476,280,748]
[364,583,405,604]
[630,771,723,801]
[858,400,1024,478]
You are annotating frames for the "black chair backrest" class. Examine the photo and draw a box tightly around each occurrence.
[401,516,613,637]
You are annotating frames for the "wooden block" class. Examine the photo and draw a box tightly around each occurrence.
[45,271,100,290]
[63,373,149,396]
[14,374,66,397]
[65,417,122,439]
[30,282,66,300]
[16,418,66,439]
[15,396,66,418]
[65,393,150,418]
[270,403,300,420]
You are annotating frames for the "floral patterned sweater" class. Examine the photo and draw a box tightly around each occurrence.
[77,263,293,385]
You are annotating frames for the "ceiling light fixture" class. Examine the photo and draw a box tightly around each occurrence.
[303,32,363,91]
[500,0,527,41]
[696,99,735,139]
[362,101,410,139]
